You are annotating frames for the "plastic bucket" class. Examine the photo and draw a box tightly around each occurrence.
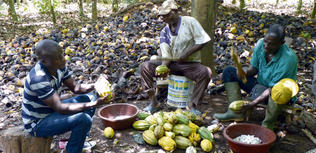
[167,75,194,108]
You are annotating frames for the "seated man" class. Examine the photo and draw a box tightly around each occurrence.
[213,24,298,130]
[21,39,110,153]
[139,0,212,115]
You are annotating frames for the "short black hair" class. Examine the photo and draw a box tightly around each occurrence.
[267,24,285,42]
[35,39,60,59]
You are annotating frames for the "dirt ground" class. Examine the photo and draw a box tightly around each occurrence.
[49,94,316,153]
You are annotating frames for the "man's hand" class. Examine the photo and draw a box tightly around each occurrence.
[234,102,256,114]
[236,67,247,80]
[95,95,111,106]
[155,69,170,78]
[178,51,188,63]
[155,65,170,78]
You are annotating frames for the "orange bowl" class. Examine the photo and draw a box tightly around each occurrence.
[223,123,276,153]
[98,103,139,130]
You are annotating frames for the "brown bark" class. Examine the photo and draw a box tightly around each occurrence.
[191,0,217,76]
[78,0,84,17]
[92,0,97,20]
[302,111,316,135]
[311,0,316,18]
[48,0,56,26]
[8,0,18,22]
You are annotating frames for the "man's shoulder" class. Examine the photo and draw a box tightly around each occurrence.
[27,64,50,84]
[181,16,197,22]
[253,38,264,53]
[281,44,297,57]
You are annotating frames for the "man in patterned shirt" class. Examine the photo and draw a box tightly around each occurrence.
[21,39,110,153]
[139,0,212,115]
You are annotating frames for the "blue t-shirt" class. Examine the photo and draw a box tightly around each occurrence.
[21,62,71,132]
[250,38,298,87]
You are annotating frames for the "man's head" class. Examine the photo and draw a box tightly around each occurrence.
[158,0,179,25]
[263,24,285,55]
[35,39,66,70]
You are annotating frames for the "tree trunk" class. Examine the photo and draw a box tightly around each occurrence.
[301,111,316,135]
[311,0,316,18]
[297,0,302,14]
[0,125,52,153]
[78,0,84,17]
[8,0,18,22]
[48,0,56,26]
[191,0,216,76]
[239,0,245,9]
[112,0,119,12]
[92,0,97,20]
[275,0,279,6]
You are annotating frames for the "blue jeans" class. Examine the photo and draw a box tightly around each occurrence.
[30,92,97,153]
[222,66,258,93]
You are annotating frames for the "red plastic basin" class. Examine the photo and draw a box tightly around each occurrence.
[223,123,276,153]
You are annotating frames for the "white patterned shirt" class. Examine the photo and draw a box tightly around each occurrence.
[159,16,211,62]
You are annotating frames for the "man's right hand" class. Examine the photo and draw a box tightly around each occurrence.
[95,95,111,106]
[236,67,247,83]
[155,64,170,78]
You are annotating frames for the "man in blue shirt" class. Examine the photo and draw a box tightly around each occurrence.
[213,24,298,130]
[22,39,110,153]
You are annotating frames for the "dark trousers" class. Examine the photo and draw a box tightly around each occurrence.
[139,60,212,106]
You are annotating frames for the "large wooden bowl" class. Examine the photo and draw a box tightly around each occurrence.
[98,103,139,130]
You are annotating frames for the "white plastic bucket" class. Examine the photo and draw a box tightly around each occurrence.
[167,75,194,108]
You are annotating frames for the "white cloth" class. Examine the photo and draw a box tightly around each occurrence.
[159,16,211,62]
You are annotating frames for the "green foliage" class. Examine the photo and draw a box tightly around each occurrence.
[33,0,60,14]
[239,0,245,9]
[111,0,119,12]
[101,0,111,4]
[296,0,302,14]
[122,0,138,4]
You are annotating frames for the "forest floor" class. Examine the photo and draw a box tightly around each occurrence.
[0,0,316,153]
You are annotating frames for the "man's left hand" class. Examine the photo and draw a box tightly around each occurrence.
[234,102,256,114]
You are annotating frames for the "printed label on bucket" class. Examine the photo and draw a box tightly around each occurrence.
[167,75,194,108]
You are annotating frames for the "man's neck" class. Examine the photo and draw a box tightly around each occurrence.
[169,17,179,33]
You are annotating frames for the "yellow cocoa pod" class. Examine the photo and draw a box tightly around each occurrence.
[158,136,176,151]
[143,130,157,146]
[188,121,199,133]
[229,100,249,111]
[104,127,114,139]
[200,139,213,152]
[94,75,112,100]
[155,65,169,74]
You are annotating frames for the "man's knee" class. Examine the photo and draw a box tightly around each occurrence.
[222,66,237,82]
[139,61,150,72]
[77,112,93,127]
[206,67,212,79]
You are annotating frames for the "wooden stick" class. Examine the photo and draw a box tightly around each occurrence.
[302,128,316,145]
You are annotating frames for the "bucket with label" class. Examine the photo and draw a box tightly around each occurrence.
[167,75,194,108]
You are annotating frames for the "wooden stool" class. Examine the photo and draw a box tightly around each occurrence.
[0,125,52,153]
